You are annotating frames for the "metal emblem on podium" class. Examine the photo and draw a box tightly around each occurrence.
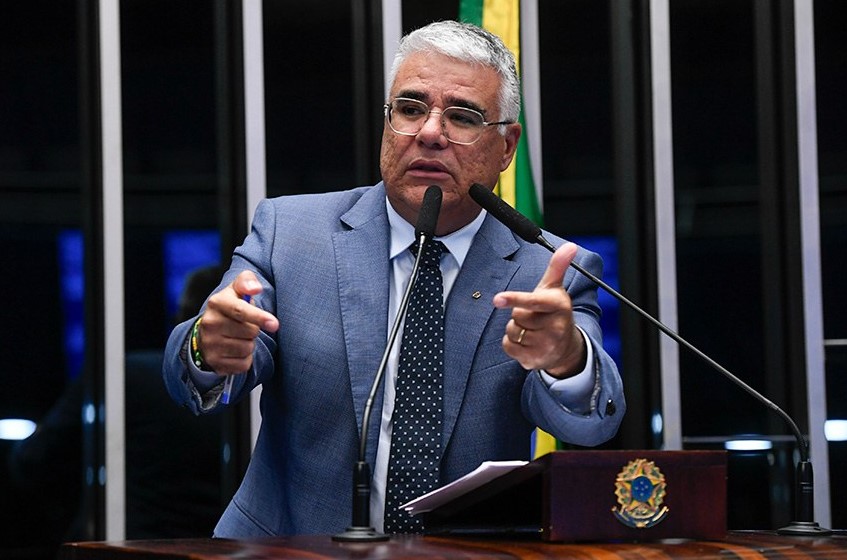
[612,458,669,529]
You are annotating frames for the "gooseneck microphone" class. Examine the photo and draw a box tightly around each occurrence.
[468,182,831,536]
[333,185,443,542]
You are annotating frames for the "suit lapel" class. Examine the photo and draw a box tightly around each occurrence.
[441,214,521,450]
[333,184,390,465]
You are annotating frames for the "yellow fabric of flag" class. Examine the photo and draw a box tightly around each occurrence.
[459,0,555,458]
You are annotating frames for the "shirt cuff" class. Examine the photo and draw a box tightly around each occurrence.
[181,333,225,410]
[538,326,597,415]
[189,359,225,393]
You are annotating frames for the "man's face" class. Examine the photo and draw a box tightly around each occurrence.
[380,52,521,236]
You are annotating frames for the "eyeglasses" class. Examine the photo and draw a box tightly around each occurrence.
[383,97,514,146]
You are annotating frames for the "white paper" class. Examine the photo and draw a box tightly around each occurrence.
[400,460,528,515]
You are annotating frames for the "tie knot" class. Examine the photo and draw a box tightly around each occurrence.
[410,239,446,267]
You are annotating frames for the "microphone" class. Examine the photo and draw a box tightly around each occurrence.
[333,185,443,542]
[416,184,442,240]
[468,182,831,536]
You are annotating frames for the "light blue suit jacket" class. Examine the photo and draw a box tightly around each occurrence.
[162,183,625,537]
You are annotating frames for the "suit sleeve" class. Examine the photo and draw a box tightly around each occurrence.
[520,247,625,447]
[161,199,280,414]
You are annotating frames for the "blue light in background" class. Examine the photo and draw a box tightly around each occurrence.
[58,229,85,380]
[57,229,221,381]
[162,230,220,321]
[571,236,621,369]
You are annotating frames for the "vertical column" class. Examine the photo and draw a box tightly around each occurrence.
[351,0,384,183]
[99,0,125,541]
[242,0,266,448]
[793,0,831,528]
[381,0,402,97]
[520,0,543,203]
[649,0,682,450]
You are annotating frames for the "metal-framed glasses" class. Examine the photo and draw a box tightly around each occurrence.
[383,97,514,146]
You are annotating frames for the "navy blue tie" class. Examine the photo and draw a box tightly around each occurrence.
[384,239,446,534]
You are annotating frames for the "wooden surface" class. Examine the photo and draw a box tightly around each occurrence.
[424,450,727,541]
[60,531,847,559]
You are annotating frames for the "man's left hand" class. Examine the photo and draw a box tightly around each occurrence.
[493,242,587,379]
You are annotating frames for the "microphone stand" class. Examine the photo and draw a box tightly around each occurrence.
[468,183,831,536]
[333,186,442,542]
[332,237,427,542]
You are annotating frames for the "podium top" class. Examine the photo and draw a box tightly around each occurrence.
[61,531,847,559]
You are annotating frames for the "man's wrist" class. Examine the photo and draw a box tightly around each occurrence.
[544,327,588,379]
[190,316,212,371]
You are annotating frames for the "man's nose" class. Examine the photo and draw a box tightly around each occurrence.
[417,109,448,143]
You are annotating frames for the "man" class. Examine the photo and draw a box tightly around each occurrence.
[162,20,624,537]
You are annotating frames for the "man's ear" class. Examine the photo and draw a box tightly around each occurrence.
[500,123,522,171]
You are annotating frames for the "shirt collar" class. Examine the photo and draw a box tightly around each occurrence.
[386,197,486,267]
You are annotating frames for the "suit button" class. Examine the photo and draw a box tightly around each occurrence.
[605,399,616,416]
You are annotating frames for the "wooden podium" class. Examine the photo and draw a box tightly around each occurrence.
[422,450,727,541]
[60,450,847,559]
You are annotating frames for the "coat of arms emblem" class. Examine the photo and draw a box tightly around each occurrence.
[612,458,669,528]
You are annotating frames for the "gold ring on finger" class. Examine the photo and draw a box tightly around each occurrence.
[516,327,527,345]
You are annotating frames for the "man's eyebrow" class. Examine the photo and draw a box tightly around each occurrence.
[445,97,487,116]
[393,90,488,116]
[395,90,427,102]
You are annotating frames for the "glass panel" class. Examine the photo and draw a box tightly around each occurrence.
[264,0,357,196]
[120,0,224,538]
[670,0,765,436]
[539,0,615,238]
[670,0,799,530]
[814,0,847,530]
[402,0,456,29]
[538,0,622,414]
[0,1,87,556]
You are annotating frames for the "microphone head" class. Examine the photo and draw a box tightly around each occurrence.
[468,183,542,244]
[415,185,443,239]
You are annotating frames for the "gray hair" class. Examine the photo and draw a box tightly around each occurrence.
[387,20,521,123]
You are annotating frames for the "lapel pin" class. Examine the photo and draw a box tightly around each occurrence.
[472,291,482,299]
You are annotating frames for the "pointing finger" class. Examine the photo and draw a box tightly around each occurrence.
[493,290,568,313]
[232,270,264,299]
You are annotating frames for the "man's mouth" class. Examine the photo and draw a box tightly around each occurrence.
[409,161,445,171]
[408,160,450,176]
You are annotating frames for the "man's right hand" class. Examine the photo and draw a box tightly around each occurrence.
[197,270,280,375]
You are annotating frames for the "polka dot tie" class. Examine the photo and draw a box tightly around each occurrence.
[384,239,446,534]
